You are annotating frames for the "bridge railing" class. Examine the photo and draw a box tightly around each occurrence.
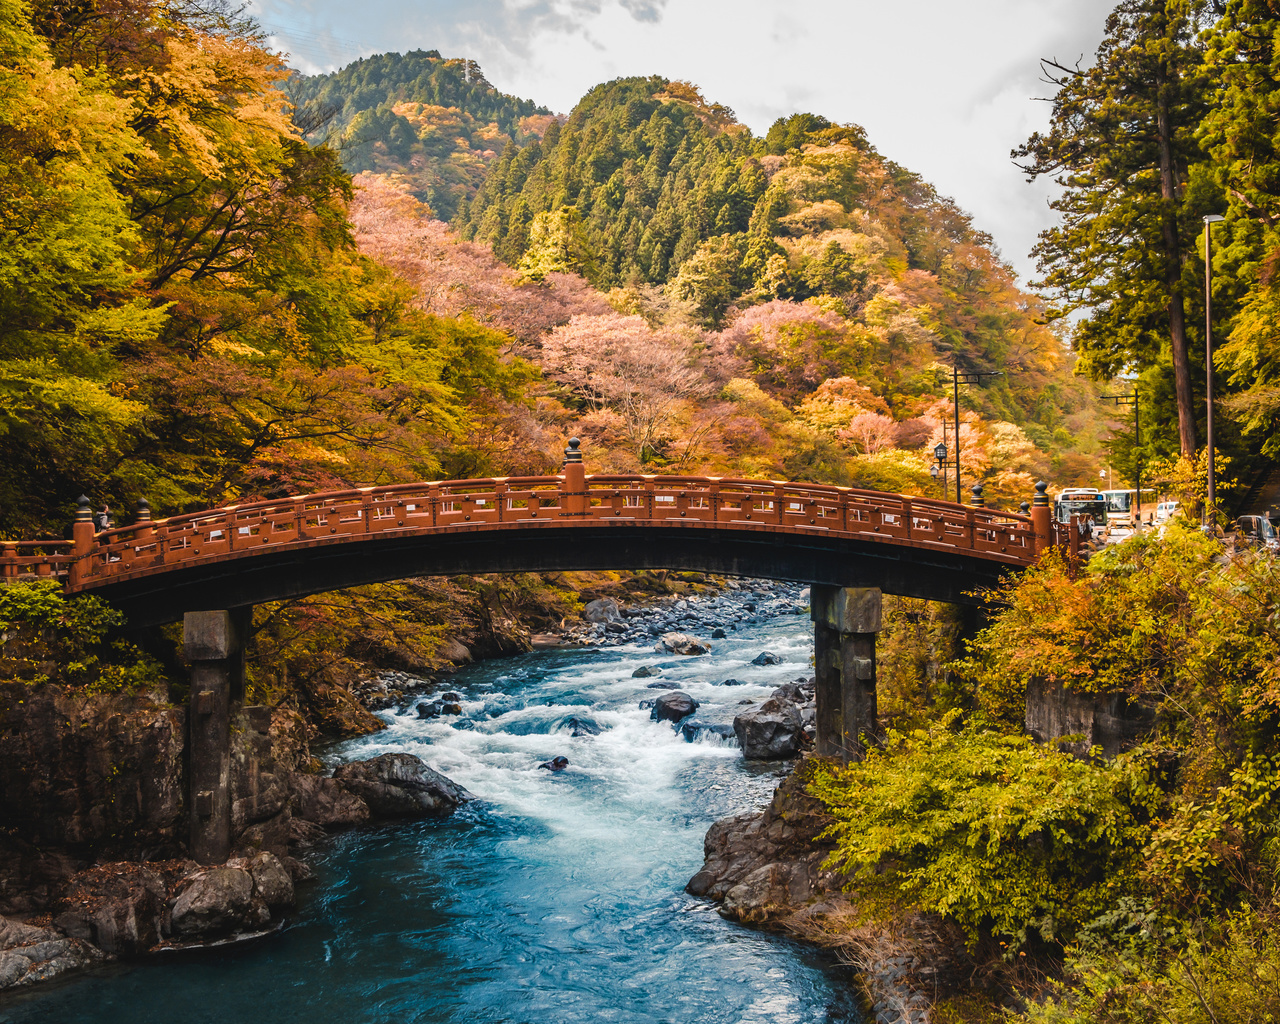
[0,540,75,579]
[6,470,1065,588]
[580,475,1041,558]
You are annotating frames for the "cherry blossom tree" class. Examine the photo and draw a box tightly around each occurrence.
[542,314,712,462]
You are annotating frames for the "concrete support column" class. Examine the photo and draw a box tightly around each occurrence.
[811,585,883,762]
[183,608,249,865]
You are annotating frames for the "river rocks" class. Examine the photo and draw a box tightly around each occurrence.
[333,753,474,818]
[646,680,679,689]
[718,678,749,686]
[650,691,699,723]
[751,651,784,666]
[170,866,258,939]
[289,774,371,828]
[657,632,711,655]
[734,699,804,760]
[564,716,601,737]
[0,915,105,989]
[169,853,295,941]
[417,696,463,721]
[680,720,737,743]
[582,598,621,623]
[631,665,660,678]
[245,852,294,909]
[53,862,171,955]
[686,766,837,906]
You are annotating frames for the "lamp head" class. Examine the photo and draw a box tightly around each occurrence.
[1204,214,1225,224]
[934,442,947,462]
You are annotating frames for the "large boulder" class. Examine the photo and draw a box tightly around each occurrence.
[631,665,660,678]
[245,852,294,909]
[0,915,105,990]
[289,774,371,829]
[650,691,699,723]
[657,632,711,656]
[751,651,784,666]
[332,753,474,818]
[53,863,170,955]
[583,598,622,623]
[733,699,804,760]
[170,866,258,939]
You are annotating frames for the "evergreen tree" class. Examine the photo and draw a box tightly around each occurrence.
[1014,0,1213,456]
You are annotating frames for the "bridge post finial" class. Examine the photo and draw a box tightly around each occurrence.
[69,496,95,588]
[134,498,151,522]
[969,484,985,508]
[1030,481,1053,557]
[560,437,588,516]
[1020,501,1030,514]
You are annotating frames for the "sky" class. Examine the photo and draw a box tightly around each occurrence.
[248,0,1117,286]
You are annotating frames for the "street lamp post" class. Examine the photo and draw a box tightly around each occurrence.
[952,366,1004,505]
[1204,213,1225,527]
[933,442,948,498]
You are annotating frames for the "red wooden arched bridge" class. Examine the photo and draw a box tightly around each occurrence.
[0,445,1065,626]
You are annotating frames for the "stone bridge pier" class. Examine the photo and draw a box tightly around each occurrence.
[183,609,250,864]
[811,585,883,762]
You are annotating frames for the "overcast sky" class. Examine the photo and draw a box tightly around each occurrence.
[249,0,1117,286]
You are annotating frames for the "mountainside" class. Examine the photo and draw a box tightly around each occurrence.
[290,50,554,221]
[451,74,1096,455]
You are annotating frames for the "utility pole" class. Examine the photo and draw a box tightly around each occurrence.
[1101,391,1142,523]
[952,366,1003,505]
[1203,214,1225,527]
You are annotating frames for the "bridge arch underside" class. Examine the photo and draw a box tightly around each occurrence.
[87,523,1015,627]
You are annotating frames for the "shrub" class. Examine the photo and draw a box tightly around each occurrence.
[808,717,1160,947]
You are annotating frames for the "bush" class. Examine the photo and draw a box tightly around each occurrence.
[808,716,1161,947]
[0,580,164,692]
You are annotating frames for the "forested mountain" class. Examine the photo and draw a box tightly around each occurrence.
[452,75,1099,475]
[289,50,553,220]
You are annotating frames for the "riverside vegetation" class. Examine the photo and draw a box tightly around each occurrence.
[3,0,1280,1018]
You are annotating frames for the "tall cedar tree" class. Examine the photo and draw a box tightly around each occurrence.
[1202,1,1280,455]
[1014,0,1211,455]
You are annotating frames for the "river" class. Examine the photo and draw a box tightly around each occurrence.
[0,588,861,1024]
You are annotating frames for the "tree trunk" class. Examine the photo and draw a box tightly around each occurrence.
[1157,72,1197,456]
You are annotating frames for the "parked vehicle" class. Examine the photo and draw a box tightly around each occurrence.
[1235,515,1279,554]
[1154,501,1180,524]
[1102,489,1133,529]
[1054,488,1107,528]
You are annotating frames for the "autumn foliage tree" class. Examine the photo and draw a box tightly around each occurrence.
[541,314,711,463]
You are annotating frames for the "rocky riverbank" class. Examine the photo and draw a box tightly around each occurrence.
[686,759,973,1024]
[0,678,473,992]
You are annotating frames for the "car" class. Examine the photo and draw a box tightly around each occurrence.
[1234,515,1280,554]
[1154,501,1180,524]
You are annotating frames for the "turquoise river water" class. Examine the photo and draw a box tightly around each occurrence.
[0,597,861,1024]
